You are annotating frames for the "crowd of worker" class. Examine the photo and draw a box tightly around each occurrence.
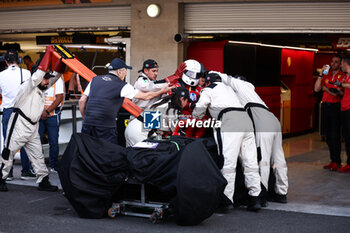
[0,45,290,213]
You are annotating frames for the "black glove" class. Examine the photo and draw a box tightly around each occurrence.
[329,88,340,94]
[328,80,342,87]
[189,102,196,109]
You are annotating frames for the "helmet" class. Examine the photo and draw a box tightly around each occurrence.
[234,75,247,81]
[205,72,221,85]
[181,59,201,86]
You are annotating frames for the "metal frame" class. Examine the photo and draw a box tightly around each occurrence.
[108,183,170,223]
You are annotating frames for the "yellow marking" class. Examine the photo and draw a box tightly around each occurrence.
[55,45,73,58]
[124,119,130,127]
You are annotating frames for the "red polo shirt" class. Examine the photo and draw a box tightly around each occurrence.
[341,74,350,111]
[322,70,345,103]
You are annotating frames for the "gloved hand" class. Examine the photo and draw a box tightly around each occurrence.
[38,45,54,72]
[174,62,187,77]
[54,58,66,74]
[328,80,342,87]
[165,62,187,85]
[329,88,340,94]
[189,101,196,109]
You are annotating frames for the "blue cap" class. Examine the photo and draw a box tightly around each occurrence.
[108,58,132,70]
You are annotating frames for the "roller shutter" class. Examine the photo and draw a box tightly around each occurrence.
[184,2,350,33]
[0,5,130,33]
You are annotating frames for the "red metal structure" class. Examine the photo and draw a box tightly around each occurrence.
[187,41,315,134]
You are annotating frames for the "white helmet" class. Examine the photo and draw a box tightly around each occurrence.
[182,59,201,86]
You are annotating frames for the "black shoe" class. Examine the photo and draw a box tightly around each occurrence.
[37,176,58,192]
[215,203,233,213]
[260,197,268,207]
[0,179,8,192]
[215,193,234,213]
[247,196,261,211]
[273,194,288,203]
[21,170,36,180]
[259,185,268,207]
[6,171,13,181]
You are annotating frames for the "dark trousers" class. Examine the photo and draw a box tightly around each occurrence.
[81,124,118,145]
[323,102,342,164]
[39,114,60,170]
[341,109,350,165]
[2,108,32,173]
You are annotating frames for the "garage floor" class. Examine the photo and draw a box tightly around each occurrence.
[6,132,350,217]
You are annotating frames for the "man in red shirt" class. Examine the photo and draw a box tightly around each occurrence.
[23,55,35,74]
[314,55,345,171]
[330,55,350,173]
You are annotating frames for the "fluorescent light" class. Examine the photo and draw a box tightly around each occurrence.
[39,44,121,50]
[64,44,121,50]
[283,46,318,52]
[229,40,318,52]
[188,35,214,39]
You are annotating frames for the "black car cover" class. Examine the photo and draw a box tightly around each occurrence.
[58,133,129,218]
[59,134,226,225]
[174,139,227,225]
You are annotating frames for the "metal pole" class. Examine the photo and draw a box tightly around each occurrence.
[72,103,77,134]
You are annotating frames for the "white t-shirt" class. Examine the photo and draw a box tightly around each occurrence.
[83,81,138,99]
[44,77,65,116]
[0,65,31,108]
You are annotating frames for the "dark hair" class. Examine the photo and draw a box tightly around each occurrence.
[151,92,184,115]
[4,50,19,64]
[332,54,342,60]
[23,55,32,61]
[343,55,350,66]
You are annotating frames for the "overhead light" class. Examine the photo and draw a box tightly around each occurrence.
[188,35,214,39]
[61,44,121,50]
[229,41,318,52]
[147,4,160,18]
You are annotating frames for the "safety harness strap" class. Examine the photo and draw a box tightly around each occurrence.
[216,107,246,169]
[5,112,19,150]
[13,108,37,125]
[244,102,269,111]
[1,112,19,160]
[245,102,270,163]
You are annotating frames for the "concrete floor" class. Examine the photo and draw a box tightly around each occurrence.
[6,132,350,217]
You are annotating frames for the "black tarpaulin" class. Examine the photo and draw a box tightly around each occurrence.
[59,134,226,225]
[58,133,129,218]
[174,140,227,225]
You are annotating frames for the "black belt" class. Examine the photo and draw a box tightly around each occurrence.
[215,107,246,169]
[244,102,269,133]
[244,102,269,111]
[13,108,37,125]
[244,102,270,163]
